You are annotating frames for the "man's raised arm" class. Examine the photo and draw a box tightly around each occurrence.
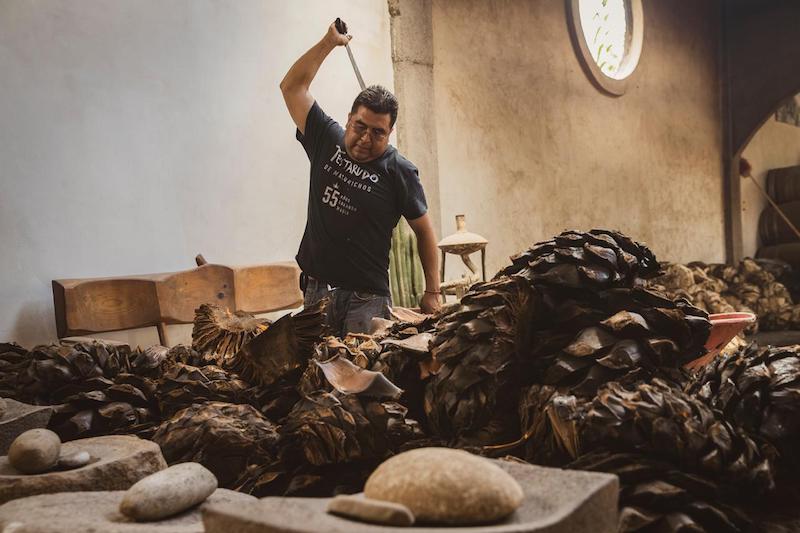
[279,23,351,135]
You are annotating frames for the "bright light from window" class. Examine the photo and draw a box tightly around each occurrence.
[579,0,631,80]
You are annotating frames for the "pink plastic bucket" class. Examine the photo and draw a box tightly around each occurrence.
[684,312,757,370]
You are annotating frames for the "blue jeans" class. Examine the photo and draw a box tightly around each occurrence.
[302,277,392,337]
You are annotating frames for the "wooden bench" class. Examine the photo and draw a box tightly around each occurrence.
[52,260,302,346]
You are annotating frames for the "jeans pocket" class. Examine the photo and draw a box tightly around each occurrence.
[343,293,392,335]
[352,291,380,302]
[303,279,330,308]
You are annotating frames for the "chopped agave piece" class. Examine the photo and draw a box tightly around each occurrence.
[564,327,618,357]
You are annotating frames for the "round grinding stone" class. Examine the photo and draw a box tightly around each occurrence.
[0,435,167,504]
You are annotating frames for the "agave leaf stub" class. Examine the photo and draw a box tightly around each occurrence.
[225,300,326,388]
[381,333,433,355]
[315,356,403,399]
[564,327,618,357]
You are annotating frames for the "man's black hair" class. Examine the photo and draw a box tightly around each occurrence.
[350,85,399,128]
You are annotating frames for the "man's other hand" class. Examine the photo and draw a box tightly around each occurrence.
[326,22,352,48]
[419,291,441,315]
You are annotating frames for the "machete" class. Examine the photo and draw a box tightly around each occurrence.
[335,17,366,90]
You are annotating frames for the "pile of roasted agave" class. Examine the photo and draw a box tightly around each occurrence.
[2,229,800,532]
[654,258,800,333]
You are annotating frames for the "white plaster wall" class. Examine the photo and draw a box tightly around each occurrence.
[741,116,800,258]
[431,1,725,277]
[0,0,393,348]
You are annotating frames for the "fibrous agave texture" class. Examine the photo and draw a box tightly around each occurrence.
[707,259,800,331]
[496,229,662,288]
[191,303,270,364]
[0,343,29,399]
[530,287,710,398]
[239,390,422,497]
[16,342,161,405]
[533,379,775,495]
[283,391,421,467]
[225,300,326,388]
[155,362,255,419]
[224,300,326,420]
[48,370,160,441]
[372,329,437,425]
[296,335,382,397]
[424,276,538,446]
[569,451,751,533]
[425,230,711,448]
[653,263,745,318]
[496,230,710,395]
[687,343,800,473]
[1,341,164,441]
[654,258,800,333]
[163,344,218,368]
[152,401,279,488]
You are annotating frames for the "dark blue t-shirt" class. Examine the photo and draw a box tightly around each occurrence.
[295,102,427,296]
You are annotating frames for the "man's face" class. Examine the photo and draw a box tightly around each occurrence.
[344,106,392,163]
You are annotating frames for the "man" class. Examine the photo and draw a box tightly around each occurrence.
[280,21,441,337]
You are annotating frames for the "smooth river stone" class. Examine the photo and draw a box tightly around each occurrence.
[364,447,524,525]
[0,489,256,533]
[120,462,218,521]
[0,435,167,504]
[58,450,91,470]
[327,494,414,526]
[0,398,6,419]
[8,429,61,474]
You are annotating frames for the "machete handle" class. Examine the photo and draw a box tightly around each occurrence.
[334,17,348,36]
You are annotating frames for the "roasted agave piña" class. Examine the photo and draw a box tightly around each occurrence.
[0,343,29,399]
[531,287,710,398]
[496,229,661,288]
[12,342,165,440]
[225,300,326,419]
[424,276,538,445]
[499,230,710,396]
[570,451,751,533]
[191,304,270,364]
[152,401,279,487]
[540,379,775,494]
[688,343,800,472]
[239,390,421,497]
[155,362,254,419]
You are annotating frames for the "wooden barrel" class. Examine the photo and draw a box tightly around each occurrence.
[758,201,800,246]
[766,165,800,204]
[757,242,800,271]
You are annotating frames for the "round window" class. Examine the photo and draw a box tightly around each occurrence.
[568,0,644,95]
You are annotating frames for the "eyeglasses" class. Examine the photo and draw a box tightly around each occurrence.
[349,120,389,142]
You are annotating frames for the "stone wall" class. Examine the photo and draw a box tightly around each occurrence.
[426,0,725,277]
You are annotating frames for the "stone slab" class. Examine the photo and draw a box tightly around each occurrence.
[0,488,255,533]
[202,459,619,533]
[0,399,53,455]
[0,435,167,504]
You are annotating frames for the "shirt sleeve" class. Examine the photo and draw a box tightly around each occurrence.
[295,101,336,160]
[400,163,428,220]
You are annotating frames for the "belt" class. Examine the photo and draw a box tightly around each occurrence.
[299,272,338,292]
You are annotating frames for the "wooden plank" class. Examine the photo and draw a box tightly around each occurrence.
[53,278,160,336]
[53,262,302,340]
[233,262,302,313]
[155,264,236,324]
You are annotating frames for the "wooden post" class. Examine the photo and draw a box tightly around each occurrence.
[156,322,170,347]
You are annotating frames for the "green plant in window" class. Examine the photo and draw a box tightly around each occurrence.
[584,0,627,77]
